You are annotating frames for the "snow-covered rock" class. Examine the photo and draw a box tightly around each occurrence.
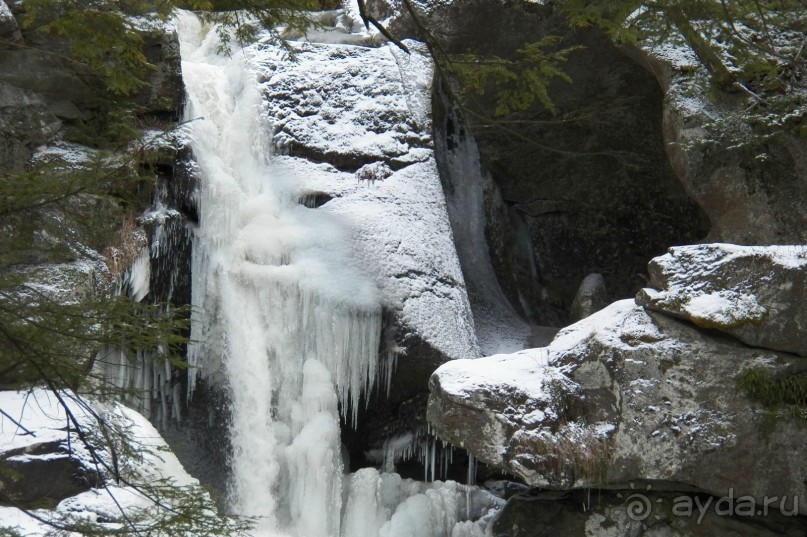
[0,391,100,509]
[0,0,20,42]
[428,300,807,515]
[637,244,807,356]
[250,37,478,401]
[0,389,216,535]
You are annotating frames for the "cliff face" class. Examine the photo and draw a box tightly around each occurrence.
[414,1,807,534]
[0,1,182,171]
[0,0,198,524]
[370,0,713,323]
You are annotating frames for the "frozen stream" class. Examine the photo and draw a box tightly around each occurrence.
[176,11,500,537]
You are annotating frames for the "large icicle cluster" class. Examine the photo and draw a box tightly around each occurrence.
[342,468,502,537]
[177,13,383,536]
[93,247,183,430]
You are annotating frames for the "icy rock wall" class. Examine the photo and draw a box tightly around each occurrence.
[177,13,384,535]
[249,23,479,475]
[172,9,501,537]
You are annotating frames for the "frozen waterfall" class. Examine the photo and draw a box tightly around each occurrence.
[176,11,500,537]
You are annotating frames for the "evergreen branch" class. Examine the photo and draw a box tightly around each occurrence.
[356,0,410,53]
[0,406,36,437]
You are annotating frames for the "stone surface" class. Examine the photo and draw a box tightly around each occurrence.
[570,273,608,321]
[0,441,100,508]
[0,390,212,533]
[434,90,545,354]
[622,42,807,245]
[0,12,182,130]
[139,22,184,116]
[0,83,60,172]
[249,35,478,472]
[428,300,807,515]
[637,244,807,356]
[415,0,710,319]
[0,0,21,43]
[490,488,805,537]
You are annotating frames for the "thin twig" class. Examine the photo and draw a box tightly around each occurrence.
[0,407,36,436]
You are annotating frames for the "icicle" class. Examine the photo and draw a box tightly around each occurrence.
[466,453,477,520]
[128,248,151,302]
[430,437,436,483]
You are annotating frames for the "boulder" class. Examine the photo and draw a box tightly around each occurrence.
[428,300,807,514]
[570,273,608,321]
[0,441,100,508]
[637,244,807,356]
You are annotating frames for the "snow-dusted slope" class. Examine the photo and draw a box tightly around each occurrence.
[0,389,210,536]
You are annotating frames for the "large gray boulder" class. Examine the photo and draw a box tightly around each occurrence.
[428,300,807,515]
[637,244,807,356]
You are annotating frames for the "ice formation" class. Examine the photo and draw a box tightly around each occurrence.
[176,12,384,535]
[174,11,499,537]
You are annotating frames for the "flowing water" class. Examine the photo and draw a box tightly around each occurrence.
[175,12,500,537]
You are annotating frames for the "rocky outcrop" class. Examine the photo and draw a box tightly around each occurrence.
[373,0,711,319]
[0,3,183,169]
[429,299,807,515]
[0,82,61,172]
[0,441,101,508]
[0,390,216,533]
[0,1,20,43]
[371,0,807,317]
[434,89,545,354]
[622,43,807,245]
[257,36,478,382]
[637,244,807,356]
[250,35,478,471]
